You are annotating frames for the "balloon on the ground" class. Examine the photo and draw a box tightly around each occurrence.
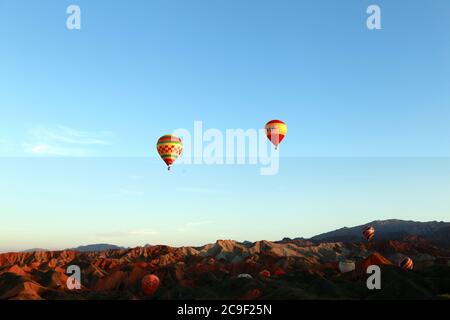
[142,274,160,296]
[265,120,287,149]
[237,273,253,279]
[242,288,262,300]
[274,268,286,276]
[259,270,271,278]
[363,226,375,241]
[157,135,183,170]
[339,260,356,273]
[399,257,414,270]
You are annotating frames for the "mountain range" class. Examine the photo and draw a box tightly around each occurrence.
[311,219,450,245]
[66,244,128,252]
[19,219,450,253]
[1,219,449,300]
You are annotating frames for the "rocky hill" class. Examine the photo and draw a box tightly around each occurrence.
[1,234,449,300]
[311,219,450,245]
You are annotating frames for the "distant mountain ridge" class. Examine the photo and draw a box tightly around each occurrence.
[311,219,450,245]
[19,220,450,253]
[22,248,48,253]
[66,244,127,252]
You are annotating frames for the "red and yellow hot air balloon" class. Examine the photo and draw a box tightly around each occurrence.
[265,120,287,150]
[142,274,160,296]
[156,134,183,170]
[399,257,414,270]
[363,226,375,241]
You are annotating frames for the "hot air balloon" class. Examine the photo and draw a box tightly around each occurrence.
[274,268,286,276]
[242,288,262,300]
[399,257,414,270]
[156,134,183,170]
[259,270,271,278]
[265,120,287,150]
[142,274,160,296]
[339,260,356,273]
[363,226,375,241]
[237,273,253,279]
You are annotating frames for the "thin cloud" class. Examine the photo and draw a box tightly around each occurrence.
[23,125,114,156]
[30,126,113,145]
[23,143,89,157]
[177,220,213,232]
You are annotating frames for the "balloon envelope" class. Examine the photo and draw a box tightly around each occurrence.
[363,226,375,241]
[339,260,356,273]
[142,274,160,296]
[399,257,414,270]
[265,120,287,148]
[157,135,183,169]
[259,270,271,278]
[242,288,262,300]
[274,268,286,276]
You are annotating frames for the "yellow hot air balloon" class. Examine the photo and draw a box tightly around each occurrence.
[265,120,287,150]
[156,135,183,170]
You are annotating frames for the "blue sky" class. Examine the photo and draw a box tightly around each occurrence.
[1,0,450,252]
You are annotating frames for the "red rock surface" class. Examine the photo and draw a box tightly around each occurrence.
[0,238,448,300]
[359,252,393,271]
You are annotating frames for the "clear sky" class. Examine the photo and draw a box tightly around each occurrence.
[1,0,449,252]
